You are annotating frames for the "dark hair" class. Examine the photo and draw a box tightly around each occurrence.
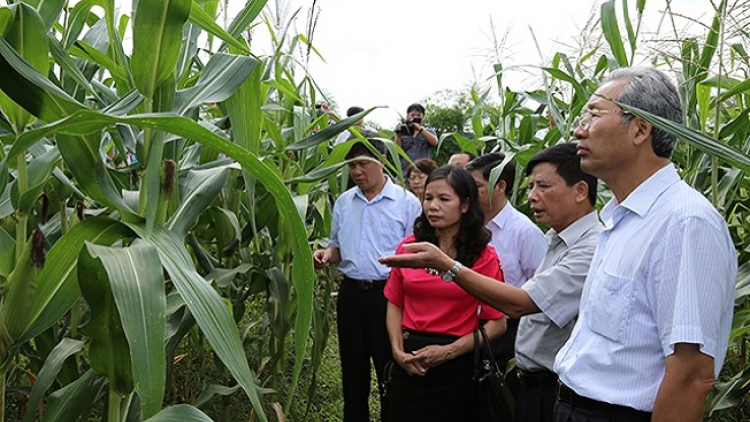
[605,67,683,158]
[346,106,364,117]
[465,152,515,196]
[525,143,598,206]
[405,158,438,179]
[413,166,491,267]
[345,138,386,160]
[406,103,425,114]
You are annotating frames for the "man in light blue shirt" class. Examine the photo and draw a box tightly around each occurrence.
[314,139,421,422]
[554,67,738,422]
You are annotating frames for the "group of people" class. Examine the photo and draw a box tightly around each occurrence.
[313,67,738,422]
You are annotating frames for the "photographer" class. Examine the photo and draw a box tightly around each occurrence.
[395,103,438,170]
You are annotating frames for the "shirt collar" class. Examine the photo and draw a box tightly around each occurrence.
[354,176,400,202]
[549,210,600,247]
[488,202,514,230]
[601,164,680,223]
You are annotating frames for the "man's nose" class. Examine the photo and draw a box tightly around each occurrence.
[573,126,587,140]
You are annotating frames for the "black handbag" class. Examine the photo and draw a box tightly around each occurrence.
[471,325,516,422]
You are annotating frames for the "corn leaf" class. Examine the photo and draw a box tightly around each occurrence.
[82,240,166,418]
[0,233,40,343]
[23,338,85,422]
[288,108,376,150]
[173,53,258,114]
[78,246,134,397]
[188,1,249,54]
[22,217,135,343]
[225,0,268,41]
[127,223,269,422]
[600,0,628,67]
[223,58,263,153]
[0,37,83,123]
[24,0,65,31]
[131,0,191,100]
[619,102,750,172]
[10,146,60,215]
[168,165,231,237]
[0,3,49,130]
[143,405,214,422]
[42,370,107,422]
[705,366,750,416]
[0,225,13,279]
[69,39,128,82]
[175,21,201,80]
[698,1,723,74]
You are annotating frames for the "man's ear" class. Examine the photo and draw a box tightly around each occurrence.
[574,180,589,204]
[632,117,653,147]
[495,180,507,196]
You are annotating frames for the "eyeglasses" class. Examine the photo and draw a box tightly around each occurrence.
[573,108,630,131]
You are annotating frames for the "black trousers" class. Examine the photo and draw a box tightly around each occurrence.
[553,387,652,422]
[337,282,391,422]
[491,317,521,397]
[388,331,472,422]
[517,384,556,422]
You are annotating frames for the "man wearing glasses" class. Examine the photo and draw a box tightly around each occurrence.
[553,67,737,422]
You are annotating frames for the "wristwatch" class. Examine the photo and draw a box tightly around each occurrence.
[441,261,463,282]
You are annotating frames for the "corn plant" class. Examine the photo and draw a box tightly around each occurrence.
[0,0,361,420]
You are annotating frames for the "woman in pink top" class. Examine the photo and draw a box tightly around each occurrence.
[384,165,507,422]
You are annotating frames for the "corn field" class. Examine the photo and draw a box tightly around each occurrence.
[0,0,747,421]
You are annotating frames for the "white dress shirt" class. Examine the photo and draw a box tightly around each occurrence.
[554,164,738,412]
[487,203,547,287]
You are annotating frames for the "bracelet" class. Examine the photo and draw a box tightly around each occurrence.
[418,128,423,135]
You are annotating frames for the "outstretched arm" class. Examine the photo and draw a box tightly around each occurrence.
[379,243,539,318]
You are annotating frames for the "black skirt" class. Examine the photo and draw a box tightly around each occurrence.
[388,331,473,422]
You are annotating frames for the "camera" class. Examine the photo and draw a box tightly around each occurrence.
[397,117,422,136]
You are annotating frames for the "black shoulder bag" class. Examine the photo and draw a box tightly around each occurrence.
[471,325,516,422]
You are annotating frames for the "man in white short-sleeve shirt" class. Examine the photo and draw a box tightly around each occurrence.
[553,67,737,422]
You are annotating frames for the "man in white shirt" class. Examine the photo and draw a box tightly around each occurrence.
[466,153,547,394]
[553,67,738,422]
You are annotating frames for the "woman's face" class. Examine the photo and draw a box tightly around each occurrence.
[422,178,468,233]
[408,170,428,195]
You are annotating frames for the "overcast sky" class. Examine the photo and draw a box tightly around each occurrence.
[244,0,715,127]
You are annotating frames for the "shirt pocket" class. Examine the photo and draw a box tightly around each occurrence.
[587,270,633,343]
[380,220,408,249]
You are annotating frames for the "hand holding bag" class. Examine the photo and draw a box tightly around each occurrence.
[471,325,516,422]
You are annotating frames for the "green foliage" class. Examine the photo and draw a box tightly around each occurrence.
[0,0,747,421]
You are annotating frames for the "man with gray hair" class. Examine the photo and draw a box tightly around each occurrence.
[554,67,737,421]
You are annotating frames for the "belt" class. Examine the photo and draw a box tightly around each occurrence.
[341,276,387,290]
[516,368,558,388]
[556,381,652,420]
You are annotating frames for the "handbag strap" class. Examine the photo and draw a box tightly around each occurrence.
[473,329,481,368]
[477,325,501,370]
